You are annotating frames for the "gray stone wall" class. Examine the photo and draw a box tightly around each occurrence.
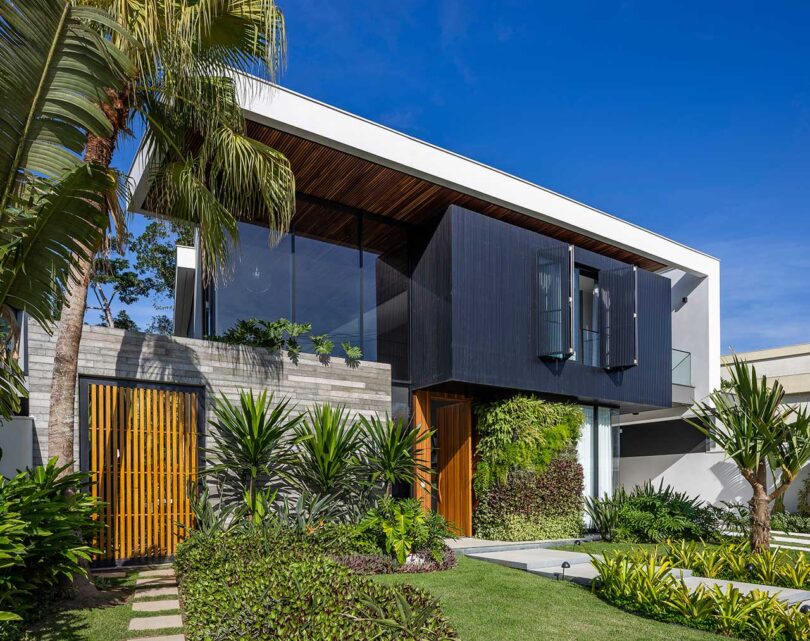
[27,323,391,466]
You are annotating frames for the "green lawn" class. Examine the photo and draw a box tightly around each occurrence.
[552,541,663,555]
[375,555,725,641]
[22,571,183,641]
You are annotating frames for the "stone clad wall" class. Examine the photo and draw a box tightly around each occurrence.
[27,323,391,466]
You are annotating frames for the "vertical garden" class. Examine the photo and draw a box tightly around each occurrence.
[472,395,585,541]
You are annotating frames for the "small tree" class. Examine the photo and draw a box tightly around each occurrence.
[689,356,810,552]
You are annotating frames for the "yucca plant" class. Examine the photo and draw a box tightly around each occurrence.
[359,414,433,498]
[290,404,361,500]
[205,390,300,517]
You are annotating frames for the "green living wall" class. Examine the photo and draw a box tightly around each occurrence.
[473,395,585,541]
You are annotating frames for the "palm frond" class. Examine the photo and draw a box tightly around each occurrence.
[0,0,132,213]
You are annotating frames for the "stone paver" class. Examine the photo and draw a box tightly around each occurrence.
[467,547,592,571]
[92,570,126,579]
[133,599,180,612]
[136,575,177,587]
[134,586,179,599]
[129,614,183,631]
[681,576,810,604]
[139,568,175,578]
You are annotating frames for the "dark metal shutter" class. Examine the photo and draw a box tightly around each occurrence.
[600,265,638,369]
[537,244,573,359]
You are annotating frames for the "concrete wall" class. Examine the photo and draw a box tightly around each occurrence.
[0,417,33,478]
[26,323,391,467]
[668,269,711,400]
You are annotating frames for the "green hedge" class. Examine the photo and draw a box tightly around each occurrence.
[174,528,457,640]
[472,396,584,541]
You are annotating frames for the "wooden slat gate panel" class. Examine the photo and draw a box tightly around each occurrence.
[84,380,200,566]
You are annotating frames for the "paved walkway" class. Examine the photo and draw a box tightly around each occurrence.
[467,547,810,604]
[128,567,184,641]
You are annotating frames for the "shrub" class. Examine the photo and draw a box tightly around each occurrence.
[0,459,99,625]
[592,548,810,640]
[771,511,810,534]
[585,481,719,543]
[473,395,583,494]
[174,528,457,640]
[359,498,455,565]
[474,458,584,541]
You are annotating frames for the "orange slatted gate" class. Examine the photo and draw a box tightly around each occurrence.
[81,379,201,566]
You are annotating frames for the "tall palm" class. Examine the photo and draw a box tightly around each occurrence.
[48,0,295,468]
[0,0,132,416]
[689,356,810,552]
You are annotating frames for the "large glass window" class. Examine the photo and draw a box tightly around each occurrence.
[294,207,361,350]
[212,206,410,379]
[363,218,409,381]
[573,267,600,366]
[215,223,292,332]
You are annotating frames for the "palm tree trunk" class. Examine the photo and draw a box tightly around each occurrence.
[48,89,128,470]
[750,489,771,553]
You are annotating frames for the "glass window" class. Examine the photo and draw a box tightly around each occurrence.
[215,222,292,333]
[363,218,409,381]
[294,207,361,351]
[577,406,596,502]
[573,267,600,366]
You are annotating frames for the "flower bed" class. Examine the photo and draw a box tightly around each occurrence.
[175,528,457,641]
[592,548,810,640]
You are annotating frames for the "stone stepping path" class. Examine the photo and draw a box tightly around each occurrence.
[467,547,810,603]
[127,566,185,641]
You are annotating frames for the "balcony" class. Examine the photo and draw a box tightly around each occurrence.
[672,348,694,405]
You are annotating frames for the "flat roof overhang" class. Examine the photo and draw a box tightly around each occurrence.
[128,71,719,279]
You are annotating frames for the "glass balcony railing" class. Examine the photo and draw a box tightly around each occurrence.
[672,348,692,386]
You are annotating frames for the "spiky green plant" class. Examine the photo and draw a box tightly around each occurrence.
[291,403,361,500]
[205,390,300,516]
[358,414,433,497]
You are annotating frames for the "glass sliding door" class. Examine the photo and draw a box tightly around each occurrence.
[577,406,596,500]
[597,406,614,499]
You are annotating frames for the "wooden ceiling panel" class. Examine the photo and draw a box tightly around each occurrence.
[244,121,665,271]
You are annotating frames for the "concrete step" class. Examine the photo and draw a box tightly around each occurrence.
[128,614,183,631]
[466,548,592,571]
[135,576,177,587]
[681,576,810,604]
[133,599,180,613]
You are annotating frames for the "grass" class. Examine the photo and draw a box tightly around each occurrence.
[21,569,183,641]
[375,555,725,641]
[552,541,663,555]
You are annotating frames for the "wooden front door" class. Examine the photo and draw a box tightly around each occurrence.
[412,391,473,536]
[82,380,201,566]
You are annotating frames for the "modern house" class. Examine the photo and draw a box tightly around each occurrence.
[621,343,810,512]
[8,74,719,565]
[128,74,721,536]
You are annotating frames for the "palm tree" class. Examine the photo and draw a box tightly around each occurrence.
[0,0,133,416]
[689,356,810,552]
[47,0,295,468]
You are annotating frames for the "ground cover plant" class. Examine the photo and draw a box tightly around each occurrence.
[0,459,99,637]
[472,395,585,540]
[585,481,720,543]
[175,527,457,641]
[592,547,810,640]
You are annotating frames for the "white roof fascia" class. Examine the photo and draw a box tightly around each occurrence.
[128,70,719,278]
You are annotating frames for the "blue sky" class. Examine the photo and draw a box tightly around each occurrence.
[112,0,810,352]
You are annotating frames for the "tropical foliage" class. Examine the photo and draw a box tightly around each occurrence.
[210,316,363,365]
[174,527,457,641]
[689,356,810,551]
[593,546,810,640]
[0,0,132,416]
[472,395,584,541]
[0,459,99,627]
[585,481,719,543]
